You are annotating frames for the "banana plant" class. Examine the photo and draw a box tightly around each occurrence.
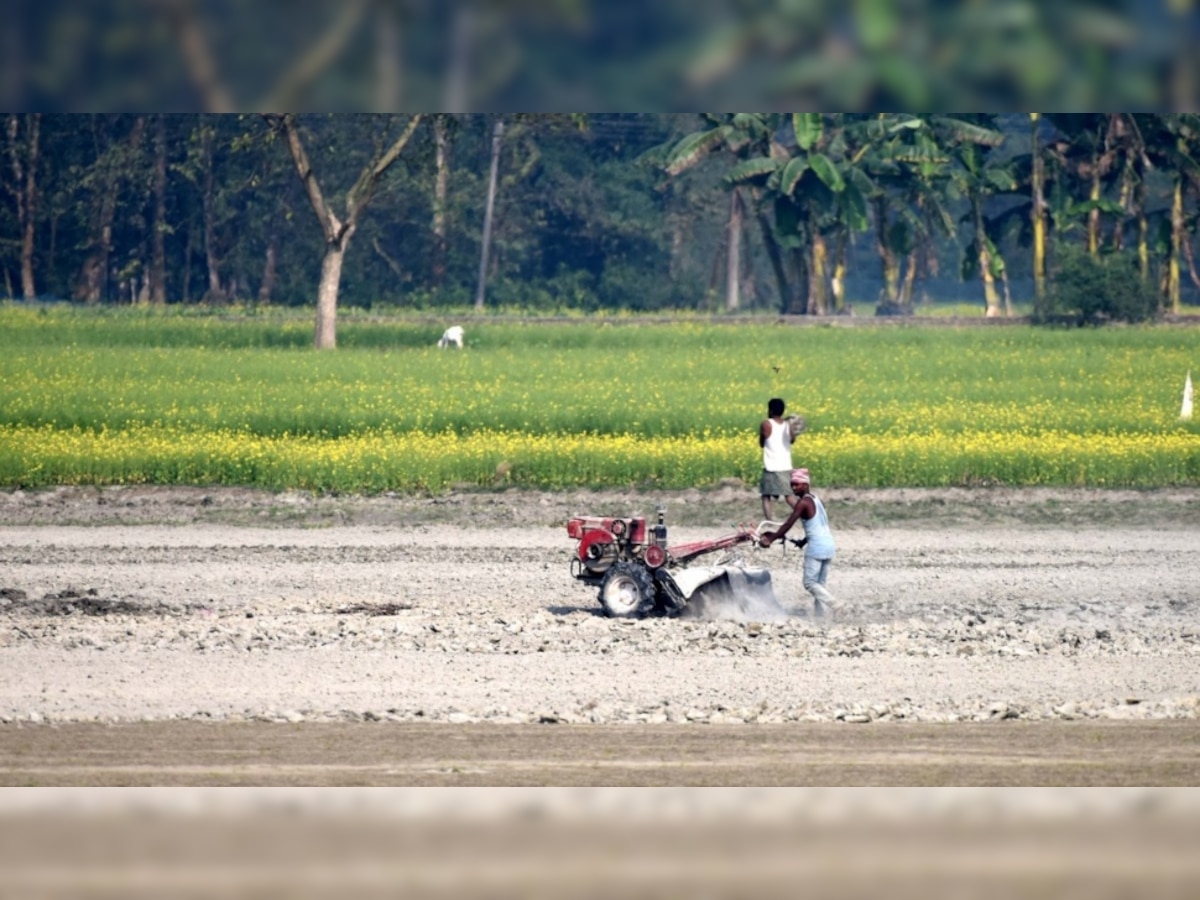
[659,112,862,314]
[658,113,787,310]
[953,137,1019,316]
[1042,115,1132,259]
[722,113,875,314]
[767,114,863,314]
[855,114,1002,313]
[662,113,1006,316]
[1132,114,1200,312]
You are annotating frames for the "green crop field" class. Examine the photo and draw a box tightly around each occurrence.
[1,305,1197,492]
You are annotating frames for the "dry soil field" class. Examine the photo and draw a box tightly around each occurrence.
[3,485,1200,897]
[1,484,1199,773]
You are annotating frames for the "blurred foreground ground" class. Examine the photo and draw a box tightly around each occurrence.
[1,787,1199,899]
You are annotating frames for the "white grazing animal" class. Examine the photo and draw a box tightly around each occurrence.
[438,326,464,349]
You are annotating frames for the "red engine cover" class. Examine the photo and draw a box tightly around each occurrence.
[567,516,646,544]
[576,527,616,562]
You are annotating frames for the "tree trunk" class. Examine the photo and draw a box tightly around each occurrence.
[755,208,792,313]
[1087,166,1101,257]
[315,236,350,349]
[200,118,224,303]
[80,164,119,305]
[879,245,901,308]
[6,114,41,299]
[975,198,1002,317]
[432,116,450,287]
[276,112,423,348]
[1169,173,1183,313]
[77,257,100,304]
[150,114,167,304]
[182,214,195,304]
[47,210,58,292]
[807,212,829,315]
[669,212,683,281]
[899,247,918,311]
[121,116,147,304]
[5,114,40,299]
[19,115,38,300]
[789,247,809,314]
[1136,175,1149,283]
[1182,217,1200,291]
[101,196,116,301]
[874,198,901,310]
[707,226,725,309]
[1030,113,1047,307]
[725,188,742,311]
[831,231,848,313]
[1114,158,1132,253]
[475,116,503,311]
[258,232,278,304]
[979,247,1001,317]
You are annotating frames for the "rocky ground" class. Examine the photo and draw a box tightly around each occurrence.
[2,485,1199,726]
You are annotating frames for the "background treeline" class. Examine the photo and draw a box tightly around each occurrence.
[2,113,1199,318]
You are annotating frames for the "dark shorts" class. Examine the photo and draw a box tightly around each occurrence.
[760,469,792,498]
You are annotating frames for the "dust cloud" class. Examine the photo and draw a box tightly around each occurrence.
[678,568,792,623]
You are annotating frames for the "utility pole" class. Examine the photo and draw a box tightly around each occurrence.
[725,189,742,312]
[475,116,503,311]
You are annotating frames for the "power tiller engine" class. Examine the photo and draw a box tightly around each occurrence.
[566,507,780,618]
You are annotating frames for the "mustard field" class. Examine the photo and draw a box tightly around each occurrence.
[1,306,1197,491]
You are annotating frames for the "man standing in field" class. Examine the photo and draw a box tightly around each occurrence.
[759,397,804,520]
[759,467,839,621]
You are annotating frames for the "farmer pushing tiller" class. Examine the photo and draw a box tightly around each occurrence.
[566,506,802,618]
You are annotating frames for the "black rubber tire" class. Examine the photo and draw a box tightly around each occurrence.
[598,561,657,619]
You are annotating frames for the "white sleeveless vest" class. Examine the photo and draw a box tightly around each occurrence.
[762,419,793,472]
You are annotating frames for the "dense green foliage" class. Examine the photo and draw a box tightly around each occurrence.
[1,307,1196,491]
[1040,248,1161,324]
[2,114,1199,326]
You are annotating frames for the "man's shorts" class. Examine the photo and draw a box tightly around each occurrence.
[760,469,792,498]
